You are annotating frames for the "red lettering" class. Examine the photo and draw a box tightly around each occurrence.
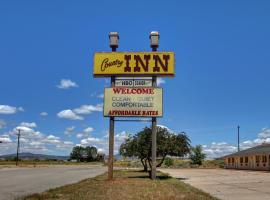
[153,55,170,72]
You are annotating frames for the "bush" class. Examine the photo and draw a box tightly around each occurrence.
[202,160,225,168]
[164,157,174,167]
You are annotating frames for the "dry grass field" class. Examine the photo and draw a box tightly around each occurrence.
[0,160,103,168]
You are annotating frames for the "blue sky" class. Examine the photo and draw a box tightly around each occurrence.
[1,0,270,158]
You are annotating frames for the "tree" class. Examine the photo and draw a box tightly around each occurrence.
[120,126,191,172]
[189,145,206,165]
[70,146,84,162]
[85,146,97,161]
[70,146,98,162]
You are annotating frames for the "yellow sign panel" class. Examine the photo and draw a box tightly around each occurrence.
[93,52,174,77]
[104,87,163,117]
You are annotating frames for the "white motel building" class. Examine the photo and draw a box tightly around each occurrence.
[223,143,270,171]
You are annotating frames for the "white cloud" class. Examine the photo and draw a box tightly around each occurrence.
[0,134,12,143]
[157,78,165,86]
[83,127,94,133]
[0,120,6,129]
[57,104,102,121]
[98,148,105,153]
[20,122,37,128]
[258,128,270,139]
[76,133,84,138]
[73,104,103,115]
[47,135,60,140]
[57,109,83,120]
[64,126,75,136]
[15,126,34,133]
[0,105,24,114]
[78,131,129,155]
[0,124,75,155]
[203,128,270,159]
[57,79,78,89]
[76,127,94,138]
[203,142,237,159]
[40,112,48,116]
[81,137,101,145]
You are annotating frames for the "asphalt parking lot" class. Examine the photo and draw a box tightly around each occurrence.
[0,165,106,200]
[160,168,270,200]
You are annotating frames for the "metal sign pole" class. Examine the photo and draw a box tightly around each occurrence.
[108,76,115,180]
[150,31,159,180]
[151,76,157,180]
[108,32,118,180]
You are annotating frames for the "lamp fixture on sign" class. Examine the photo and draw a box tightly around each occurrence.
[109,32,119,48]
[150,31,159,48]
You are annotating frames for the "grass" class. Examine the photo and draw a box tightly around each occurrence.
[114,159,225,169]
[0,160,103,168]
[22,170,218,200]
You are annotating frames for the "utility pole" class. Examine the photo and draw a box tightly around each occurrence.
[237,125,240,152]
[108,32,118,180]
[16,129,21,166]
[150,31,159,180]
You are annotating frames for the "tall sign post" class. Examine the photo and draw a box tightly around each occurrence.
[108,32,118,180]
[150,31,158,180]
[93,32,174,180]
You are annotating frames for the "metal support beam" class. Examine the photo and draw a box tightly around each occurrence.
[108,76,115,180]
[151,45,157,180]
[108,33,117,180]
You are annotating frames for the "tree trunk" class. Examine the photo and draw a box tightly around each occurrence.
[156,155,166,167]
[141,158,148,172]
[148,158,152,169]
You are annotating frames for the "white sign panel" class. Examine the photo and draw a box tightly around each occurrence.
[115,79,152,87]
[104,87,163,117]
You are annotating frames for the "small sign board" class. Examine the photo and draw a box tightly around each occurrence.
[104,87,163,117]
[93,52,174,77]
[115,79,152,87]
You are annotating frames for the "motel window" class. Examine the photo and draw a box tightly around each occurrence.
[245,157,248,163]
[262,155,267,163]
[228,158,231,163]
[232,158,235,163]
[256,155,260,163]
[240,157,243,163]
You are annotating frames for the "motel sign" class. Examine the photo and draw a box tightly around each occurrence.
[93,31,174,181]
[93,52,174,76]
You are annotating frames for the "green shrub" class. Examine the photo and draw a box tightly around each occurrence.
[164,157,174,167]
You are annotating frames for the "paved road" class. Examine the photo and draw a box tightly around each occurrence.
[160,168,270,200]
[0,165,106,200]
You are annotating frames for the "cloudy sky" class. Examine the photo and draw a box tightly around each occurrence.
[1,1,270,158]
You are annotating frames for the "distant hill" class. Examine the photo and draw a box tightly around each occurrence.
[0,152,69,161]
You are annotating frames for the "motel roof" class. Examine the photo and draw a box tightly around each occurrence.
[223,143,270,158]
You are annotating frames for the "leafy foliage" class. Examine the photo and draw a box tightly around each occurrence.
[120,126,191,171]
[164,157,174,167]
[70,146,103,162]
[189,145,206,165]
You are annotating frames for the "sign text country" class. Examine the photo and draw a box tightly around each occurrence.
[93,52,174,76]
[104,87,163,117]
